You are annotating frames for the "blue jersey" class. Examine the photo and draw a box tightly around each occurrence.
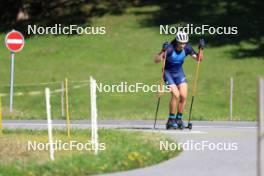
[163,43,196,72]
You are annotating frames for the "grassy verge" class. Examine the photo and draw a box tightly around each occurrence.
[0,129,180,176]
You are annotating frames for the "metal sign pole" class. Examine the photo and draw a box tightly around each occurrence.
[9,52,15,113]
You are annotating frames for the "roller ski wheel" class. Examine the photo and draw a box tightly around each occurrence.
[177,124,184,130]
[186,122,192,130]
[175,118,184,130]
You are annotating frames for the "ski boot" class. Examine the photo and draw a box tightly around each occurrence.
[166,118,178,130]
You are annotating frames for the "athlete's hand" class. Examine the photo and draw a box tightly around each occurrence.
[197,50,203,61]
[162,51,167,59]
[162,42,169,52]
[198,39,205,49]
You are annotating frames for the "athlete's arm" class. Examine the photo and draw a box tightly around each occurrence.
[154,51,165,63]
[154,42,170,63]
[187,40,205,61]
[191,50,203,61]
[190,53,198,60]
[185,43,198,60]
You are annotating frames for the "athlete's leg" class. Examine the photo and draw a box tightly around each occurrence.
[164,70,180,128]
[169,84,180,114]
[164,70,180,115]
[177,83,188,114]
[165,84,180,129]
[175,83,188,128]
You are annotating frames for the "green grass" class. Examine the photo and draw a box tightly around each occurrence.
[0,5,263,121]
[0,129,179,176]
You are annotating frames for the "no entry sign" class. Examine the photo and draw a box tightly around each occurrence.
[5,30,25,52]
[4,30,25,112]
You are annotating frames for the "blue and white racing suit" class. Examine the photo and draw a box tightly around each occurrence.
[163,43,196,86]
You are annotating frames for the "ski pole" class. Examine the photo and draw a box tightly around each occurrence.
[188,42,204,126]
[154,51,166,129]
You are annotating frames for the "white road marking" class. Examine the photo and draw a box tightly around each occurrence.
[140,130,208,134]
[194,125,257,129]
[159,130,207,134]
[2,123,256,131]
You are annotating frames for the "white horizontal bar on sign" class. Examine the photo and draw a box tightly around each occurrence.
[6,39,23,44]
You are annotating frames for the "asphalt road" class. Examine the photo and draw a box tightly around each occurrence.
[2,120,258,176]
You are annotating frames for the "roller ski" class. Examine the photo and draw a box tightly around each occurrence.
[176,114,192,130]
[174,118,184,129]
[186,122,192,130]
[174,119,192,130]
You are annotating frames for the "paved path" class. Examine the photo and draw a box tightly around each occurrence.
[3,120,257,176]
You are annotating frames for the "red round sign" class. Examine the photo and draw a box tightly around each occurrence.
[5,30,25,52]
